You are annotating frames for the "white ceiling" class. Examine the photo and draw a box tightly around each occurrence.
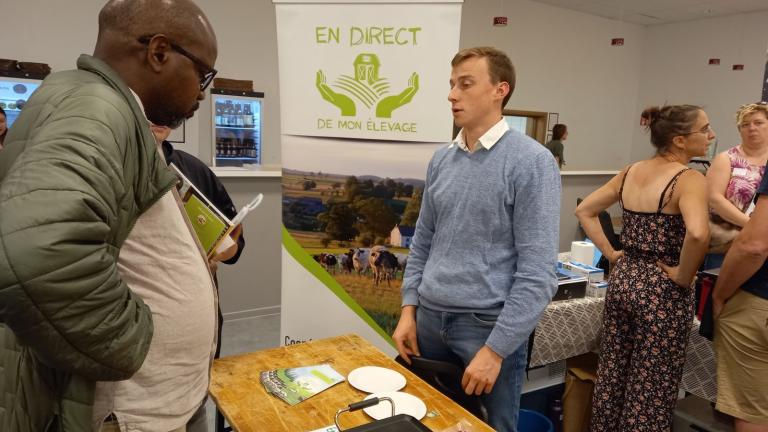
[527,0,768,26]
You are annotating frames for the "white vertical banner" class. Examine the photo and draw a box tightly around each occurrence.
[275,0,461,142]
[276,0,462,354]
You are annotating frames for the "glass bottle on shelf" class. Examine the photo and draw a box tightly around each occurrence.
[243,104,253,128]
[215,101,223,126]
[233,102,241,127]
[222,100,235,126]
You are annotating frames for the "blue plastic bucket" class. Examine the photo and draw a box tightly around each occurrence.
[517,409,554,432]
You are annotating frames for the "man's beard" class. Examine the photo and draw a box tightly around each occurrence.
[166,116,185,130]
[147,101,198,130]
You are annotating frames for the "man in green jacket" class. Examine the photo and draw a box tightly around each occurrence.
[0,0,218,430]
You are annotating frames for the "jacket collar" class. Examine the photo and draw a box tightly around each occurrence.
[76,54,177,210]
[76,55,148,129]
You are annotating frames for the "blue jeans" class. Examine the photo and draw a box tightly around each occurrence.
[416,305,527,432]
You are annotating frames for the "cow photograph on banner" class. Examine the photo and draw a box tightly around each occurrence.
[275,0,462,351]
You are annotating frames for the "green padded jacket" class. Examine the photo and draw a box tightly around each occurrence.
[0,54,178,431]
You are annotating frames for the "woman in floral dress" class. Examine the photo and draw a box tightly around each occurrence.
[575,105,712,431]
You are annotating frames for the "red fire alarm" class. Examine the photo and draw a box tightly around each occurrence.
[493,16,508,26]
[611,38,624,46]
[733,64,744,70]
[708,58,721,65]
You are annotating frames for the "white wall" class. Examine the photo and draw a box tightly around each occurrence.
[632,11,768,162]
[459,0,644,250]
[462,0,646,171]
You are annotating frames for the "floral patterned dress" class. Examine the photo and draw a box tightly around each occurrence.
[591,166,694,431]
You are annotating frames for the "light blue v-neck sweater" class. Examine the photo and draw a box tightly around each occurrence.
[402,128,561,358]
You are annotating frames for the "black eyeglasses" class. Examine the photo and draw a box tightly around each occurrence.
[138,36,217,92]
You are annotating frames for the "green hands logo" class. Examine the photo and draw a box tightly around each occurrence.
[316,53,419,118]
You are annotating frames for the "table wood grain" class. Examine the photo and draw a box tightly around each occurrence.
[209,334,494,432]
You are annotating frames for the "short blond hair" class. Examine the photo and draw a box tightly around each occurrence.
[736,102,768,128]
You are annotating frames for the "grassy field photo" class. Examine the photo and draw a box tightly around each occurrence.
[283,168,423,336]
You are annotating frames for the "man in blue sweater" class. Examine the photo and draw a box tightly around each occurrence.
[392,47,561,432]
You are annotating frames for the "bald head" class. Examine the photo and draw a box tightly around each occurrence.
[93,0,218,129]
[96,0,216,56]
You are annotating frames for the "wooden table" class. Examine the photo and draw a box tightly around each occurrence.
[209,334,493,432]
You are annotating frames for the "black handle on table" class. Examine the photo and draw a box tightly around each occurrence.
[334,397,395,430]
[348,398,383,412]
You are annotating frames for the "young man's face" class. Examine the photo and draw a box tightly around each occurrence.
[448,56,505,130]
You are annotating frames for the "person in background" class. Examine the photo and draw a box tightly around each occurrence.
[704,102,768,268]
[150,123,245,360]
[0,107,7,149]
[545,123,568,169]
[392,46,561,432]
[576,105,711,431]
[711,103,768,432]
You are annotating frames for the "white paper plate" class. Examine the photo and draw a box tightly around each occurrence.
[363,391,427,420]
[347,366,406,393]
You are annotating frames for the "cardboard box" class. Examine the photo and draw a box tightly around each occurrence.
[213,77,253,92]
[563,353,598,432]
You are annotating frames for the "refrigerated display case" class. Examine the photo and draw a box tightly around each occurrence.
[211,89,264,167]
[0,76,42,128]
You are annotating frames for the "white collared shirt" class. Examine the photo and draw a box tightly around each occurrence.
[450,118,510,152]
[128,88,148,122]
